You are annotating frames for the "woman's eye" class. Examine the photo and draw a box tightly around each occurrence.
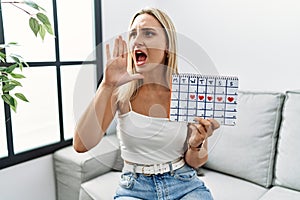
[129,32,137,38]
[144,31,155,37]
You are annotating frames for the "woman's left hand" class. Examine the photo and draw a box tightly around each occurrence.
[188,117,220,148]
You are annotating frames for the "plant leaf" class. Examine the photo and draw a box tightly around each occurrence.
[10,55,21,63]
[0,75,8,81]
[10,73,26,79]
[0,75,7,80]
[12,97,17,112]
[39,24,46,40]
[1,80,11,84]
[10,80,22,87]
[5,63,18,73]
[15,93,29,102]
[2,83,17,92]
[1,94,18,112]
[44,23,54,35]
[37,6,46,12]
[2,94,15,108]
[18,63,24,71]
[29,17,40,36]
[23,62,30,68]
[24,1,46,12]
[8,42,18,45]
[2,42,19,48]
[24,1,39,11]
[0,67,6,72]
[37,13,51,25]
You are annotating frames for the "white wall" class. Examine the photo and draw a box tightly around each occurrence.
[102,0,300,92]
[0,155,56,200]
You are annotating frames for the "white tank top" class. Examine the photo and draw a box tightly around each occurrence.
[117,103,188,165]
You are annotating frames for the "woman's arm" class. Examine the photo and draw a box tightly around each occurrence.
[184,118,220,168]
[185,140,209,168]
[73,84,117,153]
[73,36,143,153]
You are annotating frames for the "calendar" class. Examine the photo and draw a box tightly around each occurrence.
[169,74,239,126]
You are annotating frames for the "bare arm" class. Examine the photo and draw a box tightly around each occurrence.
[185,140,209,168]
[184,118,220,168]
[73,84,117,152]
[73,36,144,152]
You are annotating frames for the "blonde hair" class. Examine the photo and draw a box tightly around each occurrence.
[117,7,178,104]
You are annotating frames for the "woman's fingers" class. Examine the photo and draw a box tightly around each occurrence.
[122,40,127,58]
[110,35,127,58]
[118,36,124,57]
[193,117,212,132]
[113,37,119,57]
[188,117,220,148]
[207,118,220,130]
[188,124,206,146]
[191,123,206,135]
[105,44,111,61]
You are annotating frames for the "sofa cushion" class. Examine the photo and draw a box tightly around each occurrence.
[274,91,300,191]
[53,134,120,200]
[80,171,121,200]
[259,186,300,200]
[79,168,269,200]
[205,91,285,187]
[201,169,268,200]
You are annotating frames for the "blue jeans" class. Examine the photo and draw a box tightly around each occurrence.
[114,164,213,200]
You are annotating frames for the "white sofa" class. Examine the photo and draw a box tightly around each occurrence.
[53,90,300,200]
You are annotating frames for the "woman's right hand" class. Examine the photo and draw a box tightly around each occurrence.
[103,35,144,88]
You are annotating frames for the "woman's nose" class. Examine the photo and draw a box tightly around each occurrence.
[132,33,144,46]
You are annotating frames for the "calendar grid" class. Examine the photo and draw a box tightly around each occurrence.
[203,77,208,120]
[223,79,228,124]
[212,77,217,121]
[170,74,239,126]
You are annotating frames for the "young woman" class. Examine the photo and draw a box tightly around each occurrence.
[74,7,219,200]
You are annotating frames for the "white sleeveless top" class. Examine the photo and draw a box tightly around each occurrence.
[117,103,188,165]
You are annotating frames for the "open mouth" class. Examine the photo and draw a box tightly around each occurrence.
[135,50,147,66]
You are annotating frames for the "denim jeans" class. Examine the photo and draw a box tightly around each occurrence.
[114,164,213,200]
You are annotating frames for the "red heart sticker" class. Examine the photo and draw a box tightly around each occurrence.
[207,96,213,101]
[190,94,195,99]
[217,97,223,102]
[198,95,205,100]
[227,97,234,102]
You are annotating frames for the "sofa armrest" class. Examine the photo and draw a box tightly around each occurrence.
[53,134,122,200]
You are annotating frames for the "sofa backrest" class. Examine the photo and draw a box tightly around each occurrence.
[274,91,300,191]
[205,91,285,187]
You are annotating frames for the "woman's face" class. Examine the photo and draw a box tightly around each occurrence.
[129,13,168,74]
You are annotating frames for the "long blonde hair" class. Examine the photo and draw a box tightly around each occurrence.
[117,7,178,104]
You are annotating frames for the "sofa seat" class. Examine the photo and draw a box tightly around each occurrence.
[201,169,268,200]
[79,168,268,200]
[80,171,121,200]
[259,186,300,200]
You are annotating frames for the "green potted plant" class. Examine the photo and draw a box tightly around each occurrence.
[0,0,53,112]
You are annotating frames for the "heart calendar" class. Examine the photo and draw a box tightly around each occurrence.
[169,74,239,126]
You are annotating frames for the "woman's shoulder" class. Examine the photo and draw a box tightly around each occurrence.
[117,100,131,115]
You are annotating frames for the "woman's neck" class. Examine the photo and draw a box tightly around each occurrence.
[138,83,170,93]
[140,67,169,89]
